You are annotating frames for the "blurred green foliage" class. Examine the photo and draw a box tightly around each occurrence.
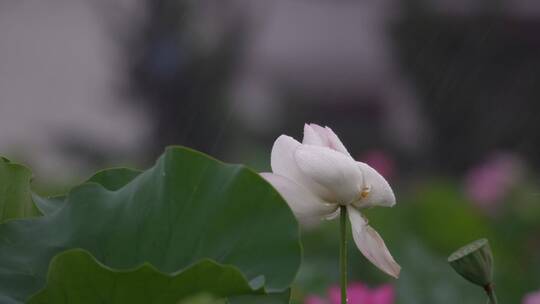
[0,157,41,222]
[292,178,540,303]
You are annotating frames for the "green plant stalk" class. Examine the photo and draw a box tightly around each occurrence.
[485,284,498,304]
[340,206,348,304]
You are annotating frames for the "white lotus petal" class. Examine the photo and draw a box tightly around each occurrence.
[303,124,326,146]
[323,126,350,156]
[348,206,401,278]
[302,123,351,156]
[353,162,396,209]
[261,173,337,223]
[308,124,331,145]
[270,135,333,200]
[325,208,341,220]
[294,145,363,204]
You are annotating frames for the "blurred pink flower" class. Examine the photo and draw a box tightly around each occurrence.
[304,296,327,304]
[465,152,523,212]
[524,290,540,304]
[360,150,396,180]
[304,282,395,304]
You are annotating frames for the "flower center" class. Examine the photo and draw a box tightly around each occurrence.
[359,185,371,199]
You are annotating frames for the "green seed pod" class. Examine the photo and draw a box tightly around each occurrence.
[448,238,494,287]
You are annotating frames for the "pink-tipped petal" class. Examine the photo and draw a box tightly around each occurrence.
[324,126,351,156]
[303,124,327,146]
[309,124,332,145]
[295,145,364,204]
[303,123,351,156]
[261,173,336,223]
[348,206,401,278]
[354,162,396,209]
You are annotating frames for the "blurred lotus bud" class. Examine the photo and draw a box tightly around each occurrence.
[448,238,494,287]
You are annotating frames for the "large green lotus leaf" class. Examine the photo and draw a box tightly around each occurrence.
[0,147,301,303]
[32,168,142,216]
[31,194,65,216]
[0,157,41,222]
[27,249,264,304]
[86,167,142,191]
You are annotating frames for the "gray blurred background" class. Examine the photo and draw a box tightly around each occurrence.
[2,0,540,181]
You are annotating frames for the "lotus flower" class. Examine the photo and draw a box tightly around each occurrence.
[465,152,523,212]
[305,282,395,304]
[262,123,400,278]
[523,290,540,304]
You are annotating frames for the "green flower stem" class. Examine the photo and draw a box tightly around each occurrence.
[485,284,498,304]
[340,206,348,304]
